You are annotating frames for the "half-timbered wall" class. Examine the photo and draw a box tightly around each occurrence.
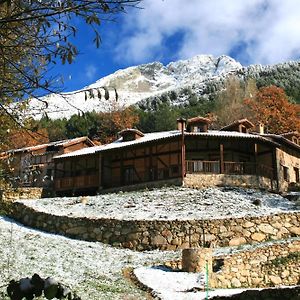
[55,154,99,194]
[102,139,181,188]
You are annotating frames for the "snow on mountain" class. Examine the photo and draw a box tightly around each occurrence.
[26,54,243,119]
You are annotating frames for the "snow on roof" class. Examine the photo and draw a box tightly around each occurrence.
[54,144,104,159]
[119,128,145,136]
[55,130,181,159]
[55,130,278,159]
[5,136,93,154]
[220,118,255,130]
[262,133,300,150]
[187,116,211,124]
[281,131,300,137]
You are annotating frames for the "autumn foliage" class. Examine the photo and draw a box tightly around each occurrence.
[8,128,49,149]
[244,86,300,134]
[97,107,139,143]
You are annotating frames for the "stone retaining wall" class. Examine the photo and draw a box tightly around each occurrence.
[0,187,43,202]
[184,174,277,191]
[210,286,300,300]
[213,239,300,288]
[164,240,300,289]
[6,201,300,251]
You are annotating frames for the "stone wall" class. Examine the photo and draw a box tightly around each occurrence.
[184,174,277,191]
[0,187,43,202]
[213,239,300,288]
[276,148,300,192]
[210,286,300,300]
[6,201,300,251]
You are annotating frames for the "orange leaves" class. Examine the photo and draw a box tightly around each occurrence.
[8,128,49,149]
[97,107,139,144]
[244,85,300,134]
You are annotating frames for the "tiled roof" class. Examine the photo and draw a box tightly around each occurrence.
[281,131,300,138]
[5,136,94,154]
[261,133,300,150]
[187,116,211,124]
[55,131,181,159]
[55,130,280,159]
[220,119,255,131]
[54,144,104,159]
[119,128,145,137]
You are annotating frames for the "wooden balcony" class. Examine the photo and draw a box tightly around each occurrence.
[55,174,99,191]
[186,160,274,179]
[186,160,220,173]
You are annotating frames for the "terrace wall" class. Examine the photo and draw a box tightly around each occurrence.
[184,174,277,191]
[164,239,300,288]
[0,187,43,202]
[212,239,300,288]
[6,201,300,251]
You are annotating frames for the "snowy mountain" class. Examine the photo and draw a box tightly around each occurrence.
[25,54,300,119]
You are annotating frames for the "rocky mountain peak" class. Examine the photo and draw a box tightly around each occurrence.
[24,54,299,119]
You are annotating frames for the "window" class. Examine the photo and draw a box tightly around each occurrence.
[283,166,289,181]
[171,165,179,175]
[124,166,135,184]
[294,167,300,183]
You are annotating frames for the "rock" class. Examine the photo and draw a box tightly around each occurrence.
[151,234,167,246]
[269,275,282,285]
[258,223,277,235]
[65,226,86,235]
[231,278,242,288]
[289,226,300,235]
[171,237,182,246]
[281,270,290,278]
[229,237,247,246]
[251,232,266,242]
[219,225,227,233]
[243,221,255,228]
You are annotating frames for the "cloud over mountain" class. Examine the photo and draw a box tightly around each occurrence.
[116,0,300,65]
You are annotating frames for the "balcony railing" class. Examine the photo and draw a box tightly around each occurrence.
[186,160,274,179]
[186,160,220,173]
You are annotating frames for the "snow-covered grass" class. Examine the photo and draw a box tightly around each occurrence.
[20,186,299,221]
[2,186,299,299]
[0,217,179,300]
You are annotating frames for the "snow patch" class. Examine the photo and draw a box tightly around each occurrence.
[19,187,299,221]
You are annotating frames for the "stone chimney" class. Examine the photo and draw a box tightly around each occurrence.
[177,117,187,132]
[257,123,264,135]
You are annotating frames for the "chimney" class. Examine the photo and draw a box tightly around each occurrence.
[177,117,186,132]
[257,123,264,135]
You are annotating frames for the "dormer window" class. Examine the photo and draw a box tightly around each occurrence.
[187,117,211,133]
[119,129,144,142]
[220,119,254,133]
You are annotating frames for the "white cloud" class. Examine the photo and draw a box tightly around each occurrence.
[116,0,300,65]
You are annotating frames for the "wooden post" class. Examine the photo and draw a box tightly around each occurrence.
[220,143,224,173]
[98,153,102,190]
[120,152,124,185]
[177,117,186,182]
[254,143,258,174]
[272,148,279,191]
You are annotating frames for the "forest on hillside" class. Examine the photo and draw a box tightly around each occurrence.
[2,78,299,150]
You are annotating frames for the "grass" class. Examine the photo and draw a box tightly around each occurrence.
[269,251,300,267]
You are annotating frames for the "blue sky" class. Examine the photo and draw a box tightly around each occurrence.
[52,0,300,92]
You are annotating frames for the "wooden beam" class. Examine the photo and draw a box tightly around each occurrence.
[254,143,258,174]
[98,153,102,189]
[220,143,224,173]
